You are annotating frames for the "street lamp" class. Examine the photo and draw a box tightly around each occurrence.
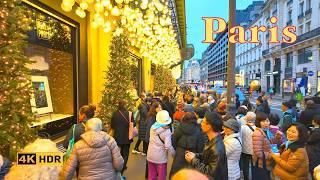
[227,0,236,113]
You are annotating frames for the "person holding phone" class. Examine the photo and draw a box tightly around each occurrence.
[272,123,309,179]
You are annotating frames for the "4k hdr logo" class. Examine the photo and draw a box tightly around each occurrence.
[17,152,63,166]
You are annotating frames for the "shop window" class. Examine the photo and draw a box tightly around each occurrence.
[265,60,271,72]
[298,47,313,64]
[23,1,79,138]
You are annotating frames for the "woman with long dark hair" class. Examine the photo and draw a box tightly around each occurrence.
[111,100,133,174]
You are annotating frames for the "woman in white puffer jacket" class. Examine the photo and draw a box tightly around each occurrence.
[223,118,242,180]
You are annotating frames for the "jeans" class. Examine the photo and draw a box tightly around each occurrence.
[148,161,167,180]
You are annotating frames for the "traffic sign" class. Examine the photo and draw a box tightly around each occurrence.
[308,71,314,76]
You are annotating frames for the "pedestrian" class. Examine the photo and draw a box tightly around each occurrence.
[223,119,242,180]
[193,97,200,109]
[208,95,216,112]
[306,115,320,177]
[111,100,134,174]
[145,101,162,178]
[269,87,274,99]
[240,111,256,180]
[0,154,10,179]
[268,113,285,144]
[132,97,149,155]
[147,110,175,180]
[235,94,241,110]
[242,98,253,111]
[162,95,175,118]
[279,101,296,133]
[63,104,96,149]
[61,118,124,180]
[255,96,270,114]
[235,105,248,125]
[172,99,186,130]
[252,112,282,180]
[215,101,227,116]
[170,112,205,177]
[272,123,309,179]
[171,169,209,180]
[5,139,62,180]
[195,107,207,124]
[185,112,228,180]
[299,100,320,129]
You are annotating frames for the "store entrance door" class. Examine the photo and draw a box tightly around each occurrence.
[274,74,281,94]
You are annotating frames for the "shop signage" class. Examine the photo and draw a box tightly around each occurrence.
[308,71,314,76]
[36,19,54,40]
[318,71,320,77]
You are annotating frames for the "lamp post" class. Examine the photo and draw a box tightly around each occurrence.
[227,0,236,113]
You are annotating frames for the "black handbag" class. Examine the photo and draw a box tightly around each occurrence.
[251,151,271,180]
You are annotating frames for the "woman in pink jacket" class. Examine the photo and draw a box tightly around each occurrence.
[147,110,175,180]
[252,112,282,180]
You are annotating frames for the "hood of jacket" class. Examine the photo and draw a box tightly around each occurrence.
[81,131,108,148]
[154,126,169,135]
[179,123,199,136]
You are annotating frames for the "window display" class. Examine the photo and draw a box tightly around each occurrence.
[23,1,79,138]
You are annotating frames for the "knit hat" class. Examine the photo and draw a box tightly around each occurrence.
[217,102,227,112]
[244,111,256,123]
[177,100,185,110]
[223,118,240,132]
[240,105,248,110]
[152,110,172,129]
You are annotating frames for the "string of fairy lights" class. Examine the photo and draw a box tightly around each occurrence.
[60,0,181,66]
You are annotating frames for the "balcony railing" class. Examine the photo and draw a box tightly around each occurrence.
[262,49,269,56]
[298,13,304,19]
[287,0,293,5]
[272,9,277,15]
[281,27,320,48]
[305,8,312,16]
[266,17,270,22]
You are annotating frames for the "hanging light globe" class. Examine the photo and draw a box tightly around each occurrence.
[115,0,123,4]
[111,6,120,16]
[61,3,73,12]
[80,2,88,10]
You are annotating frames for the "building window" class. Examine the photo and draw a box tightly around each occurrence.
[306,0,311,10]
[288,9,292,21]
[299,25,304,35]
[286,52,293,67]
[265,60,271,72]
[306,21,311,32]
[299,1,304,15]
[298,47,313,64]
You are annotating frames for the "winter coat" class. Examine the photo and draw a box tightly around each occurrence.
[137,102,148,140]
[252,128,280,170]
[162,101,175,118]
[241,123,256,155]
[273,144,309,180]
[306,128,320,171]
[223,133,242,180]
[170,122,205,176]
[191,135,228,180]
[173,111,186,121]
[145,116,156,143]
[147,126,175,164]
[111,109,133,145]
[60,131,124,180]
[0,155,11,180]
[63,122,86,149]
[299,104,320,128]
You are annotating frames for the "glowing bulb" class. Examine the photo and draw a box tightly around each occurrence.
[80,2,88,10]
[101,0,111,6]
[95,3,103,12]
[111,6,120,16]
[104,11,109,16]
[103,21,111,32]
[61,3,72,12]
[76,7,86,18]
[115,0,123,4]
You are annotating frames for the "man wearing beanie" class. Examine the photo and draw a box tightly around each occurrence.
[185,112,228,180]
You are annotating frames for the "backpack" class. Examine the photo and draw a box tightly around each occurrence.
[64,124,76,161]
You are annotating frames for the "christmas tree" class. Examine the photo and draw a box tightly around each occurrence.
[98,30,134,125]
[154,65,176,93]
[0,0,36,160]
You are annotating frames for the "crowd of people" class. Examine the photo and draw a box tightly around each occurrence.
[1,87,320,180]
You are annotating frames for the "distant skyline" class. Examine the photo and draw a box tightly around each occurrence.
[186,0,256,59]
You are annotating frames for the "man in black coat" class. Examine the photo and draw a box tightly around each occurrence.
[306,115,320,175]
[299,100,320,128]
[185,112,228,180]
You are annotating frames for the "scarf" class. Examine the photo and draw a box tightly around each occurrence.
[262,128,274,140]
[285,140,294,149]
[151,122,167,129]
